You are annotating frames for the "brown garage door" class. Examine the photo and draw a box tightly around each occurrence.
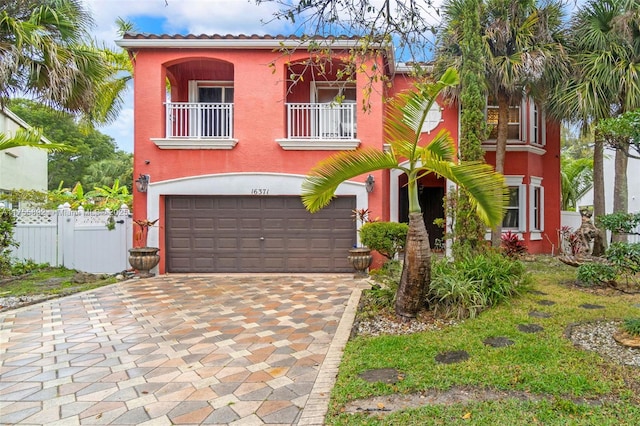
[165,195,356,273]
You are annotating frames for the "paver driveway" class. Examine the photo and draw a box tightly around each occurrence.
[0,274,364,425]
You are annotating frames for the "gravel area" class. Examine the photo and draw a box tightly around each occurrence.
[0,294,52,311]
[567,320,640,367]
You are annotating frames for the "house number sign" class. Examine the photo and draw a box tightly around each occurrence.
[250,188,270,195]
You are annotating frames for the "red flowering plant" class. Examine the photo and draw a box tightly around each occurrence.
[133,218,158,248]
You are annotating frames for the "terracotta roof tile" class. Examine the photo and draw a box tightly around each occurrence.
[121,32,361,41]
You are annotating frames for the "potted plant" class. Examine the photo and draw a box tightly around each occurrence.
[348,208,374,277]
[128,218,160,277]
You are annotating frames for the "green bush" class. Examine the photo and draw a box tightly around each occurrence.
[361,260,401,314]
[576,262,617,287]
[359,221,408,259]
[622,318,640,337]
[429,251,530,319]
[576,243,639,287]
[0,208,18,277]
[11,259,50,276]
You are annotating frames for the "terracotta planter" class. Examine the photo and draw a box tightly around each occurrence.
[128,247,160,278]
[348,247,373,278]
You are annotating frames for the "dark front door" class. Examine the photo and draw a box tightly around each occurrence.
[399,185,445,248]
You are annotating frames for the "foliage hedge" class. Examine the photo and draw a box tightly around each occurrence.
[359,221,408,259]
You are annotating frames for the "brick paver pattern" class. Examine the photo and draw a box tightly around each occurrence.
[0,274,359,425]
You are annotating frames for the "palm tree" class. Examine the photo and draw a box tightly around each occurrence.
[0,0,127,127]
[302,68,507,320]
[547,0,640,253]
[560,157,593,211]
[438,0,566,246]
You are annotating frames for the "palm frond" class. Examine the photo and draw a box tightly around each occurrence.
[0,127,72,152]
[301,148,397,212]
[417,154,507,226]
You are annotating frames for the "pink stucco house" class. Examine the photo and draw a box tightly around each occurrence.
[116,34,561,274]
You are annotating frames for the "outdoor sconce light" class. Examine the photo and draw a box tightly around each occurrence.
[365,174,375,193]
[135,174,150,193]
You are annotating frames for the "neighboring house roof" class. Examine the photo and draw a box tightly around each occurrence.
[1,106,53,146]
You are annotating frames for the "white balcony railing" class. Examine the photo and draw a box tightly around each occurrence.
[286,103,356,140]
[165,102,233,139]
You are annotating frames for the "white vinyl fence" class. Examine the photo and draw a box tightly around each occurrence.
[10,204,133,274]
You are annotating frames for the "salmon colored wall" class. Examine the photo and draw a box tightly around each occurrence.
[130,44,561,266]
[131,47,388,270]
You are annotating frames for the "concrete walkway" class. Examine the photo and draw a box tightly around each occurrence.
[0,274,365,425]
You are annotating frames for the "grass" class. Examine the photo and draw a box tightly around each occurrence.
[327,256,640,425]
[0,266,117,301]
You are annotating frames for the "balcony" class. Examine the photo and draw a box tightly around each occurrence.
[151,102,238,150]
[277,103,360,151]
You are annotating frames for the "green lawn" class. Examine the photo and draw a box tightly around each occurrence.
[0,267,116,301]
[327,257,640,425]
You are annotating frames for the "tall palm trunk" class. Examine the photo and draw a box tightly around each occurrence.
[491,92,509,247]
[592,137,606,256]
[395,212,432,320]
[612,145,629,243]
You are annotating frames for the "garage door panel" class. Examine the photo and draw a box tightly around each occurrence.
[216,237,238,249]
[193,257,215,269]
[239,238,261,249]
[239,218,261,229]
[166,195,356,272]
[168,197,192,210]
[168,217,192,229]
[263,218,285,229]
[193,218,214,229]
[194,198,215,209]
[169,237,191,249]
[194,238,214,249]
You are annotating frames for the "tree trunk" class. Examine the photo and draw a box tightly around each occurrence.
[592,137,607,256]
[490,93,509,247]
[611,145,629,243]
[395,212,432,320]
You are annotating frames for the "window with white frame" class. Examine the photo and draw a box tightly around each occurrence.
[530,177,544,234]
[503,176,526,231]
[487,95,521,140]
[188,81,234,138]
[530,101,546,146]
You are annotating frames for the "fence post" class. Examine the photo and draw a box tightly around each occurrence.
[57,203,76,269]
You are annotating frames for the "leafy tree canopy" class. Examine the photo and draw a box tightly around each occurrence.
[7,98,132,191]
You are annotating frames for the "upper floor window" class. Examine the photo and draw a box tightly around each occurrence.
[187,81,234,139]
[530,101,546,146]
[314,83,356,104]
[487,95,521,140]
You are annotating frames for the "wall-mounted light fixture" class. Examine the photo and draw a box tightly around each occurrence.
[365,174,375,193]
[135,174,150,193]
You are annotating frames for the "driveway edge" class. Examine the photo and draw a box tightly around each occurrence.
[297,281,366,425]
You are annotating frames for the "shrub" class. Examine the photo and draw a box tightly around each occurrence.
[362,260,401,314]
[501,230,528,258]
[622,318,640,337]
[576,262,617,287]
[11,259,50,276]
[0,208,19,277]
[359,221,408,259]
[576,243,640,287]
[429,251,530,319]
